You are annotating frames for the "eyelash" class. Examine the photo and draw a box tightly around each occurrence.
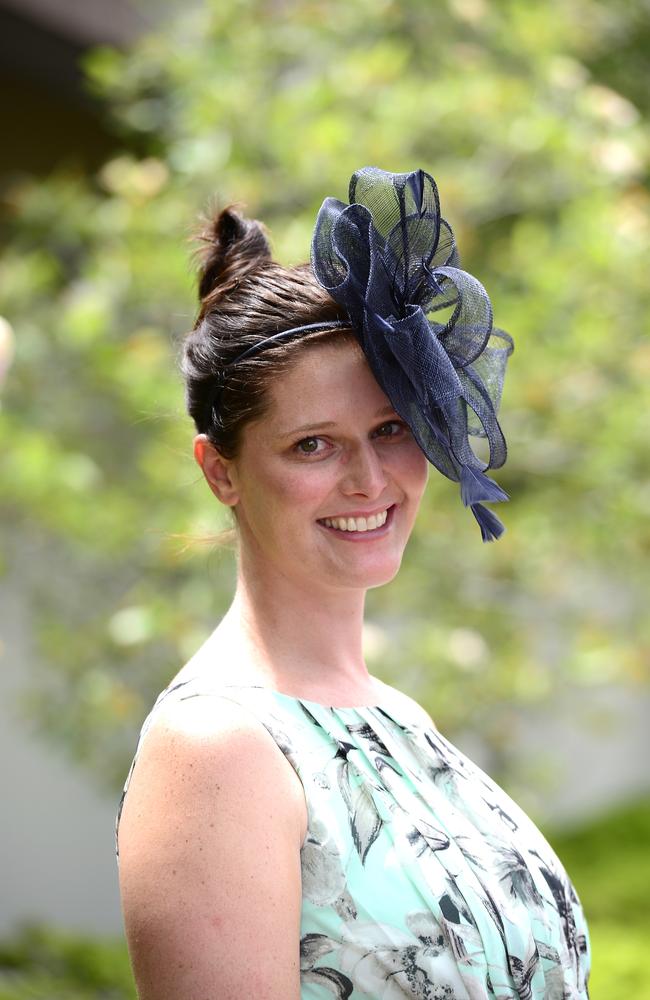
[293,420,407,457]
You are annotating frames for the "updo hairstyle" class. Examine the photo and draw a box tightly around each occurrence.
[181,204,355,459]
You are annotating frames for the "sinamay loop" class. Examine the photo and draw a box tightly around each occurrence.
[310,166,514,542]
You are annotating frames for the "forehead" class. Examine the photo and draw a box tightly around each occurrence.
[264,339,391,433]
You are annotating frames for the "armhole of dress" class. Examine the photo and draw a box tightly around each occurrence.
[115,683,310,861]
[115,686,178,863]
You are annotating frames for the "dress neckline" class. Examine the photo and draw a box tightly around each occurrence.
[160,677,434,732]
[207,681,396,712]
[253,685,384,712]
[197,681,432,731]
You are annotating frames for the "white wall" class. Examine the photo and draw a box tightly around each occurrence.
[1,571,124,937]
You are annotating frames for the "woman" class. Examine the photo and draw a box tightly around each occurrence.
[115,168,591,999]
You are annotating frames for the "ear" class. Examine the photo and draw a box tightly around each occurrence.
[193,434,239,507]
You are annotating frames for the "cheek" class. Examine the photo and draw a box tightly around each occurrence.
[392,443,429,498]
[281,468,327,505]
[248,462,332,517]
[413,454,430,496]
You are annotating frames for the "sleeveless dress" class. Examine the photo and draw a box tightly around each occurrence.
[115,676,591,999]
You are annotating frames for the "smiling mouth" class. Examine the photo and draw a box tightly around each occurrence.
[317,505,395,534]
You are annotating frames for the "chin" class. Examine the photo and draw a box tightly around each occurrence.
[336,555,404,591]
[365,568,401,590]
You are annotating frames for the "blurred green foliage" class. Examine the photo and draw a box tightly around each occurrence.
[545,795,650,998]
[1,796,647,999]
[0,0,648,796]
[0,922,135,999]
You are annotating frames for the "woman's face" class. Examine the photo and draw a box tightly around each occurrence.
[214,339,429,593]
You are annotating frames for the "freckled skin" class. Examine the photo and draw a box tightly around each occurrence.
[223,340,430,596]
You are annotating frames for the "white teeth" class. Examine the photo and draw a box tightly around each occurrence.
[321,508,390,532]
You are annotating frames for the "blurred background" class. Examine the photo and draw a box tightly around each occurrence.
[0,0,648,996]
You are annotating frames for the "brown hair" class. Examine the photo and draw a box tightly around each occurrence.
[181,203,355,459]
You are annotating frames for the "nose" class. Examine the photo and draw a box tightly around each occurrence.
[339,441,389,500]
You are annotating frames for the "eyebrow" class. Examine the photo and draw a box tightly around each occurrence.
[279,404,398,438]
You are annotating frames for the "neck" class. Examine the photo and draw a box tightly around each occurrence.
[211,546,374,702]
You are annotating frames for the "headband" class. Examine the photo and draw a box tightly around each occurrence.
[215,166,514,542]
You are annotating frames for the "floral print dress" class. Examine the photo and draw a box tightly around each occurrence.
[115,678,591,999]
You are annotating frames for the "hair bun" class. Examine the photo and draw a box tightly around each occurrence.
[196,205,272,313]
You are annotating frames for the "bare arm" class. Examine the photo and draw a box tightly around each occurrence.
[116,695,305,999]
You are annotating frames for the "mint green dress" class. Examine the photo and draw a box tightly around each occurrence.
[115,677,591,999]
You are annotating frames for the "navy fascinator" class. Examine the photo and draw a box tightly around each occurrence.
[311,166,514,542]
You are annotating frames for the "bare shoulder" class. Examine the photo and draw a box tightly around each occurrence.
[373,677,437,730]
[120,688,308,850]
[117,692,304,1000]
